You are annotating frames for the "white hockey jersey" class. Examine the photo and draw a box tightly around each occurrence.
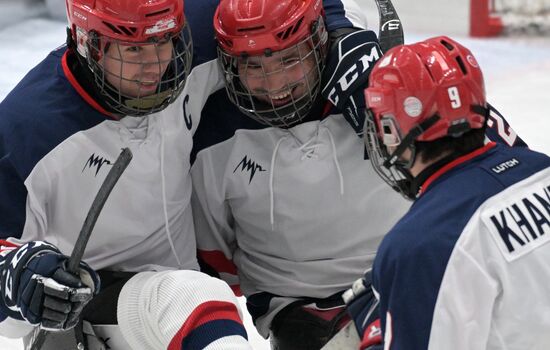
[192,112,411,335]
[0,49,222,273]
[0,47,223,338]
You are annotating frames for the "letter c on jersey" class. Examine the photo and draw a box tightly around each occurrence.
[183,94,192,130]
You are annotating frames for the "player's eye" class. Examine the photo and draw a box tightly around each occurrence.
[126,46,141,53]
[246,61,262,70]
[283,57,300,65]
[247,65,262,71]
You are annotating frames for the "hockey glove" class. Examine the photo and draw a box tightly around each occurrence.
[342,271,383,350]
[0,241,100,331]
[321,29,383,137]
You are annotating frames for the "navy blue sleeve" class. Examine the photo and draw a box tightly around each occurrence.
[0,48,106,240]
[0,157,28,238]
[185,0,219,67]
[373,229,444,350]
[323,0,362,31]
[486,103,528,148]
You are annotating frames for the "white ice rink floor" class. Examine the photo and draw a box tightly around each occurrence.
[0,2,549,350]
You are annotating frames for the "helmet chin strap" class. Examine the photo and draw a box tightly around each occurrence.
[383,114,441,169]
[392,172,416,200]
[381,114,441,200]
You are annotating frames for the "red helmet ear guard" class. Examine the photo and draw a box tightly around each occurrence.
[365,35,487,146]
[214,0,325,56]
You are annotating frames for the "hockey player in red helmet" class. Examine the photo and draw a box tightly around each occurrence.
[0,0,252,349]
[364,36,487,199]
[363,36,550,349]
[215,0,330,128]
[193,0,408,349]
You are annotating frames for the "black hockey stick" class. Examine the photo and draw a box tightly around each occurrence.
[28,147,133,350]
[374,0,404,53]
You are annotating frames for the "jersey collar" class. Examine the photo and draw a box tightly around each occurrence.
[418,142,497,196]
[61,50,117,120]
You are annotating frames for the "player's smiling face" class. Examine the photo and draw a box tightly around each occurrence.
[102,40,173,98]
[237,42,318,107]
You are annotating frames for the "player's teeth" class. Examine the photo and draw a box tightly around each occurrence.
[271,91,290,100]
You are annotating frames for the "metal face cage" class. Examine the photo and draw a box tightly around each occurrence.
[218,19,327,128]
[86,21,192,117]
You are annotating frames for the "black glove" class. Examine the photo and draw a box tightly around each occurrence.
[322,29,382,136]
[0,241,100,331]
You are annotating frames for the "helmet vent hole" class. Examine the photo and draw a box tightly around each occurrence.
[145,9,170,17]
[291,16,304,35]
[440,39,454,51]
[455,56,468,75]
[118,26,136,36]
[277,27,293,40]
[102,22,137,36]
[237,25,265,32]
[103,22,122,35]
[276,16,304,40]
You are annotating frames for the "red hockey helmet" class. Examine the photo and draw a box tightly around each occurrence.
[363,36,487,198]
[67,0,186,46]
[365,36,486,144]
[66,0,192,116]
[215,0,325,56]
[214,0,328,127]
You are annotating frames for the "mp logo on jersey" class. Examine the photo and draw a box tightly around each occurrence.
[484,183,550,261]
[233,156,266,184]
[82,154,113,176]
